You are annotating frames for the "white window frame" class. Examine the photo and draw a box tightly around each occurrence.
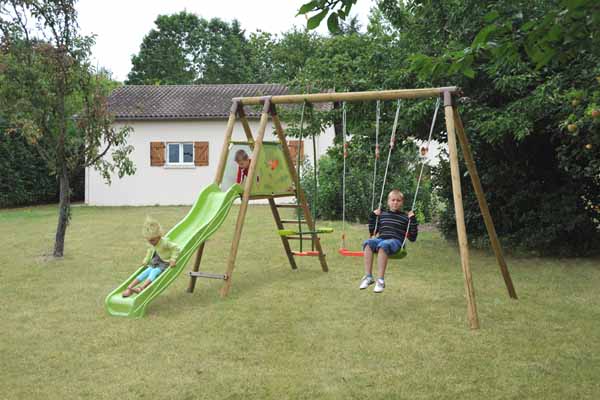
[166,142,194,166]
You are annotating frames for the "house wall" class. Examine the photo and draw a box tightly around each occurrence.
[85,119,335,206]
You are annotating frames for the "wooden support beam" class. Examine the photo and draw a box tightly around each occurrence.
[234,87,459,105]
[271,106,329,272]
[187,242,205,293]
[237,108,256,148]
[189,271,228,280]
[220,99,272,297]
[268,198,298,270]
[453,107,518,299]
[444,91,480,330]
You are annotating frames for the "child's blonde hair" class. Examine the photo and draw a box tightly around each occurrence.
[388,189,404,200]
[142,216,163,239]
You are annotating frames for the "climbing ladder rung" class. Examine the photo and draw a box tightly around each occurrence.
[281,219,307,224]
[285,236,318,241]
[278,227,334,236]
[189,271,228,280]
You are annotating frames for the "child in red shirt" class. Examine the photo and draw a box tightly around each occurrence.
[235,149,251,183]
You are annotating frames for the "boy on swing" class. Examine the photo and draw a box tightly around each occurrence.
[359,189,418,293]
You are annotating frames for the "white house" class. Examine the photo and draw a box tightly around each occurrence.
[85,84,335,206]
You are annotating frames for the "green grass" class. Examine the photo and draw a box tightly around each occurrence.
[1,204,599,399]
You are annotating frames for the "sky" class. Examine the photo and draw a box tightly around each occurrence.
[77,0,376,82]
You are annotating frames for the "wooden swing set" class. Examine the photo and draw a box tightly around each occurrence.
[187,87,517,330]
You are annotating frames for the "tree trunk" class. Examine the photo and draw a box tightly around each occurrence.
[53,165,70,257]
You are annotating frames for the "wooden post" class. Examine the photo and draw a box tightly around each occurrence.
[444,91,480,330]
[220,98,271,297]
[187,242,205,293]
[268,198,298,270]
[453,108,518,299]
[214,101,240,185]
[188,102,239,292]
[271,106,328,272]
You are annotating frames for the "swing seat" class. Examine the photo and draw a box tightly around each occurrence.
[292,251,320,256]
[338,247,408,259]
[338,248,364,257]
[278,227,334,236]
[389,248,408,260]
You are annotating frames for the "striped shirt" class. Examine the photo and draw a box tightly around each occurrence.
[368,210,418,242]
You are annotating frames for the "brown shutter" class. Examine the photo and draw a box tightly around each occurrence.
[288,140,304,166]
[150,142,165,166]
[194,141,209,166]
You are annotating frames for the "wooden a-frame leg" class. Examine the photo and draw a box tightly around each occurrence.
[268,198,298,270]
[271,109,328,272]
[444,92,480,330]
[214,102,241,184]
[453,107,518,299]
[220,99,271,297]
[187,242,206,293]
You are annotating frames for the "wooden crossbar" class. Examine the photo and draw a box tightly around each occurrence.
[234,87,459,105]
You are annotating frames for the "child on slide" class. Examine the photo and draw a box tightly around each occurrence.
[122,217,181,297]
[359,189,418,293]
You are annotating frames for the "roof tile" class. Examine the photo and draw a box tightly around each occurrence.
[108,84,289,120]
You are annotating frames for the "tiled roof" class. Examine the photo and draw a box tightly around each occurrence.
[108,84,289,121]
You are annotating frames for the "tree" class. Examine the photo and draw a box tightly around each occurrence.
[127,12,253,85]
[298,0,599,254]
[0,0,135,257]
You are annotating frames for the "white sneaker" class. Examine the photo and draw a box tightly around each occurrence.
[374,279,385,293]
[359,275,375,289]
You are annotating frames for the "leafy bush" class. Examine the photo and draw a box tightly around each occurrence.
[301,137,436,224]
[0,131,84,208]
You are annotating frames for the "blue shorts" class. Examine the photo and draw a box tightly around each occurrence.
[136,266,164,282]
[363,238,403,256]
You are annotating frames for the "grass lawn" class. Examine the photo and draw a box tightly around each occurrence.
[1,203,599,399]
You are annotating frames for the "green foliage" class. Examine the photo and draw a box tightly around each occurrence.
[294,0,599,255]
[0,0,135,255]
[300,132,434,224]
[0,128,57,207]
[298,0,358,33]
[127,12,254,84]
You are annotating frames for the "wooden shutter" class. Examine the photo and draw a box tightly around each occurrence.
[150,142,165,166]
[288,140,304,166]
[194,141,209,166]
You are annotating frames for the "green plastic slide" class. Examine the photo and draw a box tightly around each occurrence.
[104,183,243,318]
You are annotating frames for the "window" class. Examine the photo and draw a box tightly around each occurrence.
[167,143,194,165]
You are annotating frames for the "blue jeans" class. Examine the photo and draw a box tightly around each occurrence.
[363,238,403,256]
[136,266,164,282]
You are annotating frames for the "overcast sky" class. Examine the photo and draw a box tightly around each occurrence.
[77,0,375,82]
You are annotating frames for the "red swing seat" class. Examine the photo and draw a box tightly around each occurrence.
[338,248,364,257]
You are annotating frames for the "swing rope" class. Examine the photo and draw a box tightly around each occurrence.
[370,100,381,211]
[398,96,441,251]
[341,101,348,249]
[311,119,318,251]
[296,101,307,253]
